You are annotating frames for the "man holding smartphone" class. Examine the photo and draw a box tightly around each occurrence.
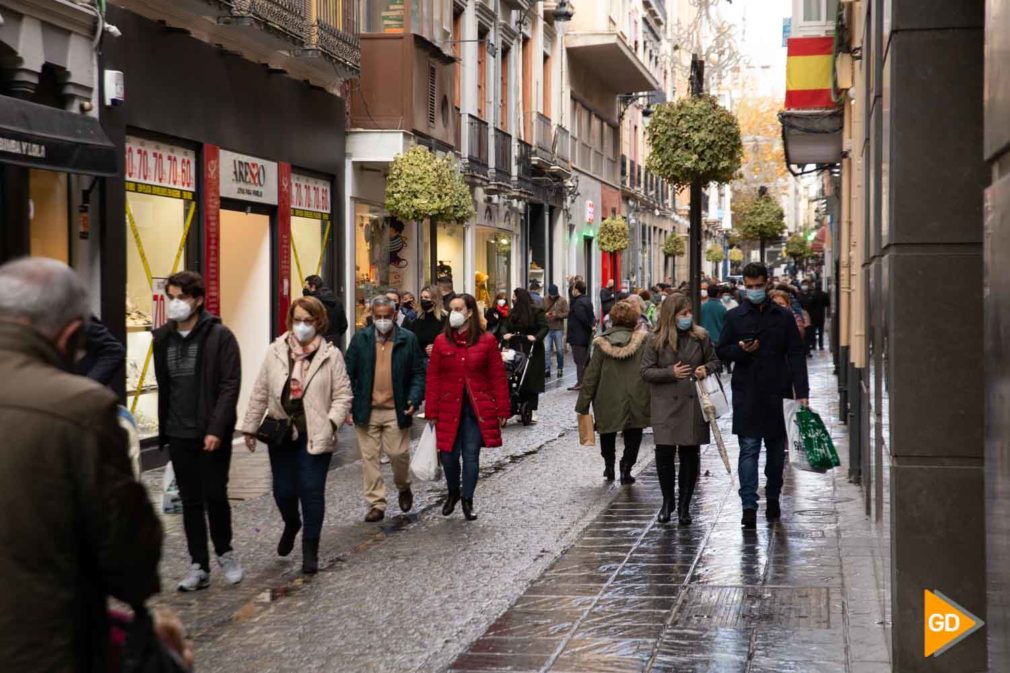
[717,262,809,529]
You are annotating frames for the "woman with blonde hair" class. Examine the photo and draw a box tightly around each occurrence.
[406,284,445,357]
[641,292,721,524]
[241,296,353,573]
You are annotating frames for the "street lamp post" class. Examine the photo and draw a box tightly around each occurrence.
[689,54,705,319]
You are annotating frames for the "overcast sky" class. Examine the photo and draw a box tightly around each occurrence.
[724,0,792,99]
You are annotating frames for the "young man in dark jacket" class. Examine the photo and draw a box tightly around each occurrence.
[304,274,349,346]
[717,262,809,529]
[0,258,167,672]
[153,270,243,591]
[345,296,426,522]
[76,314,126,386]
[567,280,596,391]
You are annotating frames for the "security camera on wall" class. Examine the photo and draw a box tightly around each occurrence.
[104,70,125,107]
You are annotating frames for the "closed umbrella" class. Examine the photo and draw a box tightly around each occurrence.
[696,380,734,483]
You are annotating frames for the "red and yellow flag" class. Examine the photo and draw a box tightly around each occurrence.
[785,37,834,109]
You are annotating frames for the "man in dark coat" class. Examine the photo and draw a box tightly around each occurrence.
[804,280,830,351]
[76,314,126,386]
[153,270,243,591]
[0,258,164,672]
[567,280,596,391]
[717,262,809,529]
[304,274,349,346]
[600,278,617,317]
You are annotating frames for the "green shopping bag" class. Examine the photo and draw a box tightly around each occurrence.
[784,401,841,473]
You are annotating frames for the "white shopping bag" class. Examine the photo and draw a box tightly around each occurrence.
[410,423,443,482]
[161,461,182,513]
[783,399,814,472]
[703,374,730,418]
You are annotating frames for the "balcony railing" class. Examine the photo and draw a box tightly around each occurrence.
[554,125,571,164]
[535,113,553,152]
[465,114,488,174]
[493,128,513,181]
[232,0,359,73]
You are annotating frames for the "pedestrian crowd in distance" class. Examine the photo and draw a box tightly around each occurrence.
[0,253,819,672]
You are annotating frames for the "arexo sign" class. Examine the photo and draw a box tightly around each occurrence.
[219,149,278,205]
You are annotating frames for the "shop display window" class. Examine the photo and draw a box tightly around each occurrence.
[361,0,406,33]
[291,215,329,298]
[125,190,193,440]
[355,202,418,326]
[476,227,512,312]
[28,169,69,263]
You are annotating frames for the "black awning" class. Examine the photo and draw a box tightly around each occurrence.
[0,95,117,176]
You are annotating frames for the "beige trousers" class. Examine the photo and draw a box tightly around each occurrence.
[355,407,412,510]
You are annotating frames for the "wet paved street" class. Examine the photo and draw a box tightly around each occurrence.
[147,349,892,672]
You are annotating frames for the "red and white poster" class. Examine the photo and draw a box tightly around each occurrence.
[151,278,168,329]
[278,163,292,335]
[125,136,196,196]
[291,173,331,215]
[203,144,221,315]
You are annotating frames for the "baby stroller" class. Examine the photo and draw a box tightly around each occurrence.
[501,340,535,426]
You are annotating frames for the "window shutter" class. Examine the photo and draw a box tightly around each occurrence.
[428,64,437,126]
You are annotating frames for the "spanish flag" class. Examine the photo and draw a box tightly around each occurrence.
[785,37,834,109]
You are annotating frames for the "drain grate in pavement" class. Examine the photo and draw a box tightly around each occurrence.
[783,529,826,539]
[672,586,832,629]
[793,509,837,517]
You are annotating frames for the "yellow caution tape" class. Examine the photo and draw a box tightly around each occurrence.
[317,219,333,275]
[291,233,305,289]
[126,200,153,288]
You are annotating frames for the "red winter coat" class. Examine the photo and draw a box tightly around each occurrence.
[424,331,511,452]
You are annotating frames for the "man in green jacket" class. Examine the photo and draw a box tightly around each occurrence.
[0,258,166,672]
[345,296,427,522]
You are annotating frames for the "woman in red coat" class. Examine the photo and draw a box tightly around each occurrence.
[425,293,511,520]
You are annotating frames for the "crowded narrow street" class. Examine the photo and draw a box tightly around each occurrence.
[143,351,890,673]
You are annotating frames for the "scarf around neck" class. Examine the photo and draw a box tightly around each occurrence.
[452,328,472,347]
[288,333,323,400]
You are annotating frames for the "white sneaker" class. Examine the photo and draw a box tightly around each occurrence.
[380,453,390,465]
[177,563,210,592]
[218,551,244,585]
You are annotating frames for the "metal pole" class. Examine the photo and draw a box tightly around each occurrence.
[689,54,704,319]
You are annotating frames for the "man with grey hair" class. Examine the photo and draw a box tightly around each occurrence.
[345,295,426,522]
[0,257,164,671]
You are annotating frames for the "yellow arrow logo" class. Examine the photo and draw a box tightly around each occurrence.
[924,590,984,657]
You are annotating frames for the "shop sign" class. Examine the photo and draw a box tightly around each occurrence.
[292,173,332,219]
[586,200,596,223]
[125,136,196,198]
[219,149,278,205]
[151,278,168,329]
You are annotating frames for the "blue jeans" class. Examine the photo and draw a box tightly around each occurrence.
[269,433,333,539]
[441,399,482,498]
[737,435,786,511]
[545,329,565,372]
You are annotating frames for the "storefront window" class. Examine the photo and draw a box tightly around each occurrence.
[28,169,69,263]
[291,172,334,297]
[354,202,418,326]
[476,227,511,312]
[124,136,197,440]
[435,220,466,293]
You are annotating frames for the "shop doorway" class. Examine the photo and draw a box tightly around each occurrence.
[583,235,594,292]
[220,208,273,418]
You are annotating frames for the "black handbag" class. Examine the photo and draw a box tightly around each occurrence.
[256,417,292,446]
[119,607,191,673]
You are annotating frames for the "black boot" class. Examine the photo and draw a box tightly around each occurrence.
[277,520,301,557]
[601,445,616,482]
[461,497,477,521]
[655,448,676,523]
[302,537,320,574]
[442,492,460,516]
[619,461,636,485]
[678,448,700,525]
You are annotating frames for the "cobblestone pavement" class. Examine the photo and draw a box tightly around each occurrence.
[145,349,891,673]
[449,351,892,673]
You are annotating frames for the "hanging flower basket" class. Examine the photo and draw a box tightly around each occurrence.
[598,215,630,253]
[663,233,686,257]
[646,95,743,189]
[729,247,744,263]
[705,244,725,264]
[386,146,475,224]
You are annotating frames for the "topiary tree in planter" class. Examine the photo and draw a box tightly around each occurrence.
[785,233,813,263]
[598,215,630,285]
[728,246,744,273]
[736,187,785,263]
[663,233,686,283]
[705,243,725,264]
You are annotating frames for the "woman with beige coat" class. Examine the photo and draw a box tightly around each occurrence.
[241,296,353,574]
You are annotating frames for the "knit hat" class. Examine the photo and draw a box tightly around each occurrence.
[548,284,559,297]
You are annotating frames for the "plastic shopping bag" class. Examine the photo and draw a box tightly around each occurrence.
[702,374,730,418]
[410,423,443,482]
[783,399,841,473]
[161,461,182,514]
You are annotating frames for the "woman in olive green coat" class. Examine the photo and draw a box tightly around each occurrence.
[575,300,651,484]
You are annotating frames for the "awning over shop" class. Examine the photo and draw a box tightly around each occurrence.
[779,108,843,167]
[0,96,117,176]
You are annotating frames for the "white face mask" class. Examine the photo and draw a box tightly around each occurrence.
[449,311,467,329]
[374,318,394,334]
[167,298,194,322]
[497,299,506,307]
[292,322,316,343]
